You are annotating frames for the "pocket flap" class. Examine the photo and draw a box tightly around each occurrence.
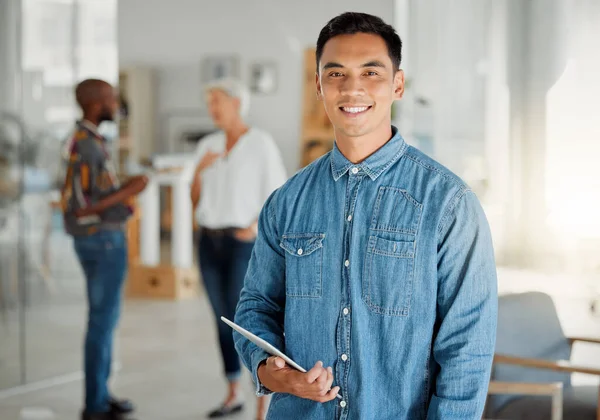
[370,236,414,258]
[280,233,325,257]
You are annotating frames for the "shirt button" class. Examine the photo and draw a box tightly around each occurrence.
[344,260,350,267]
[343,307,349,315]
[341,354,348,361]
[340,400,347,408]
[351,167,359,174]
[297,248,303,256]
[347,215,352,222]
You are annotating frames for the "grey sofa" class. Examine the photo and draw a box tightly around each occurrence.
[486,292,600,419]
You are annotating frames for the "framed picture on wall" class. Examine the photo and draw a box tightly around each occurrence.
[200,55,240,84]
[250,61,277,94]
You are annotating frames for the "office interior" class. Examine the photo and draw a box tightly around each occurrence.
[1,0,600,419]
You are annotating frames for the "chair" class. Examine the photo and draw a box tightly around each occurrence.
[485,292,600,420]
[486,381,563,420]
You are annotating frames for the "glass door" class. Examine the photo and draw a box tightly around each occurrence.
[0,0,118,393]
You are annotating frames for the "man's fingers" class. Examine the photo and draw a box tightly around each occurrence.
[306,361,324,383]
[267,356,286,370]
[320,386,341,402]
[324,367,334,393]
[314,367,334,397]
[315,368,328,391]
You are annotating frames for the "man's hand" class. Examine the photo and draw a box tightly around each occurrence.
[257,357,340,403]
[74,175,149,218]
[74,207,91,218]
[123,174,149,191]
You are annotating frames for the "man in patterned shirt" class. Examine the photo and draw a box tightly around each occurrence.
[62,79,148,420]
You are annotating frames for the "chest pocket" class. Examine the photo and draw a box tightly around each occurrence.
[279,233,325,298]
[363,187,422,316]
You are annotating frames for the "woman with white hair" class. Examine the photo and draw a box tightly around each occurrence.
[188,78,287,419]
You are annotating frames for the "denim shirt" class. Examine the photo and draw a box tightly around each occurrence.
[234,126,498,420]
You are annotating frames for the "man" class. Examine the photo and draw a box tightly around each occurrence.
[61,79,148,420]
[187,78,287,419]
[234,12,497,420]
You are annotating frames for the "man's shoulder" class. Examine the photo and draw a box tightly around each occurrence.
[64,127,102,162]
[402,145,468,192]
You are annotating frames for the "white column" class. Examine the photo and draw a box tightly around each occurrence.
[170,176,193,268]
[139,176,160,266]
[483,0,511,263]
[504,0,569,266]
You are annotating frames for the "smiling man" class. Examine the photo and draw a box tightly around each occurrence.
[234,12,497,420]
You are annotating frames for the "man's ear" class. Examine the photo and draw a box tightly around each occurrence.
[393,69,405,100]
[315,72,322,101]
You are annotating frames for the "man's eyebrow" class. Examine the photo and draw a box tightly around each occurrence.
[361,60,387,68]
[322,60,388,70]
[322,62,344,70]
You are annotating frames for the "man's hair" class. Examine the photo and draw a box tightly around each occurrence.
[316,12,402,72]
[204,77,250,118]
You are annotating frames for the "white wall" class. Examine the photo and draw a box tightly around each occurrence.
[0,0,20,115]
[118,0,394,173]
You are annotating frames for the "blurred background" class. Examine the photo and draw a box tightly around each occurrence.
[1,0,599,419]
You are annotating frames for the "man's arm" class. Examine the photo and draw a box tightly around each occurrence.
[234,192,287,394]
[76,175,148,217]
[233,192,338,402]
[427,189,498,420]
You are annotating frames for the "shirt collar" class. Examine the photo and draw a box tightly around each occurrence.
[330,126,407,181]
[78,119,104,140]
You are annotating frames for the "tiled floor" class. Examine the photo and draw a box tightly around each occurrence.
[0,299,262,420]
[1,231,263,420]
[1,229,600,419]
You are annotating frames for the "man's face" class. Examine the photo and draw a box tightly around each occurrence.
[316,33,404,140]
[98,86,118,123]
[207,89,239,129]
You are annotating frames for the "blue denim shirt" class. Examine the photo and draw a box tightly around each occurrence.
[234,126,497,420]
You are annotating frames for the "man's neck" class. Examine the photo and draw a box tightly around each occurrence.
[335,123,393,164]
[82,114,100,127]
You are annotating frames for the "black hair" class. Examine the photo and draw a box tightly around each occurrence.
[316,12,402,72]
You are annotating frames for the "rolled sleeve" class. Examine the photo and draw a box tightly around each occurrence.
[250,347,273,396]
[427,189,498,420]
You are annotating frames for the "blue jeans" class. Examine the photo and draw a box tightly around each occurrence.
[199,232,254,382]
[73,230,127,414]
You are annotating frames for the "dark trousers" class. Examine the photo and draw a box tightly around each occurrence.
[73,230,127,414]
[198,231,255,382]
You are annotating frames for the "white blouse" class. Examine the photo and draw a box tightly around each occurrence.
[183,127,288,229]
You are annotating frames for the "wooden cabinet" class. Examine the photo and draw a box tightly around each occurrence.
[118,67,156,173]
[300,48,335,167]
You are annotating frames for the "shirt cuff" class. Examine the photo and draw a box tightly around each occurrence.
[251,347,273,396]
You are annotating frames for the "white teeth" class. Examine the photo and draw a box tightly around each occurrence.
[342,106,369,114]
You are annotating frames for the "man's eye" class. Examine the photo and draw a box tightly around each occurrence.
[329,72,343,77]
[365,71,378,76]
